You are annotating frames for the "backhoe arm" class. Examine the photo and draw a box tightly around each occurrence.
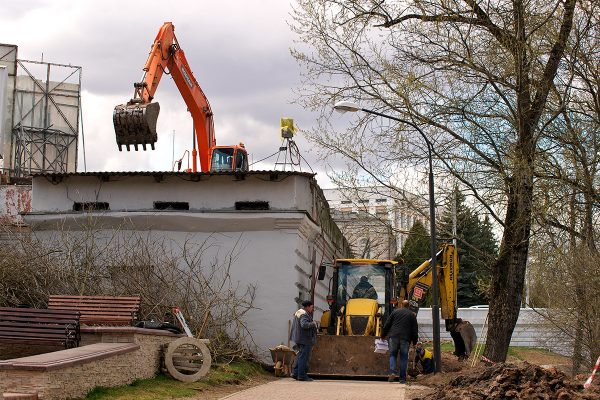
[399,244,459,321]
[398,244,476,358]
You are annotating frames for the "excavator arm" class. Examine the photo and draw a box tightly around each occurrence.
[113,22,215,172]
[403,244,458,321]
[398,244,477,359]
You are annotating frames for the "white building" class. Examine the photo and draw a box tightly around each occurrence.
[24,171,350,360]
[323,186,428,257]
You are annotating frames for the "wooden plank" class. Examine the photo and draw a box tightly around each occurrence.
[49,307,138,312]
[0,331,67,339]
[0,310,79,319]
[172,355,205,361]
[0,337,69,346]
[47,295,139,326]
[0,324,75,333]
[174,348,202,355]
[0,316,79,325]
[49,295,140,300]
[52,310,136,316]
[49,300,139,305]
[0,307,80,316]
[172,365,202,372]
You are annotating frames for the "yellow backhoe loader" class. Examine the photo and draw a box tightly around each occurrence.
[308,244,476,378]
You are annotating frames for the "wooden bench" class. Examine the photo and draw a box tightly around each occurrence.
[0,307,80,349]
[48,296,140,326]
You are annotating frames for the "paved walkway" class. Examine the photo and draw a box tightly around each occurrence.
[220,378,431,400]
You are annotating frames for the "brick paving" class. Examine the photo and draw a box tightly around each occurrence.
[220,378,431,400]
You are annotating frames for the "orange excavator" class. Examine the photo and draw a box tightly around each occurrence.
[113,22,248,172]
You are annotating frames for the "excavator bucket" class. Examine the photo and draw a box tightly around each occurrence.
[308,335,389,378]
[449,320,477,359]
[113,102,160,151]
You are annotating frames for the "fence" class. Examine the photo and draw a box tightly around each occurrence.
[416,307,564,352]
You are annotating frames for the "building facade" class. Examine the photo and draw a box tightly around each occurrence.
[323,186,428,258]
[24,171,349,361]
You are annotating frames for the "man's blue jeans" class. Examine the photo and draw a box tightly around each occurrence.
[388,338,410,381]
[292,343,313,379]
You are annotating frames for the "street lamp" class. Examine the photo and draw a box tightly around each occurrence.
[333,100,442,373]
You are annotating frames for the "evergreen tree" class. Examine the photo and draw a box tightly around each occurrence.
[400,220,430,270]
[438,189,498,307]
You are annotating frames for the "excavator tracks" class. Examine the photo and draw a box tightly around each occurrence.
[113,102,160,151]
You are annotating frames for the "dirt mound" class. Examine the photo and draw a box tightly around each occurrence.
[416,362,600,400]
[410,352,470,388]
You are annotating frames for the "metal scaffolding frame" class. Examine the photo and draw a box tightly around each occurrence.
[11,59,81,176]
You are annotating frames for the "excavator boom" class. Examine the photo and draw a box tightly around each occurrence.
[113,22,221,172]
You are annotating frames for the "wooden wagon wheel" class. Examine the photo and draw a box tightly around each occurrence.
[165,337,212,382]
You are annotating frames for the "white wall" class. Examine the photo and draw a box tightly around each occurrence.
[30,173,314,213]
[25,172,340,361]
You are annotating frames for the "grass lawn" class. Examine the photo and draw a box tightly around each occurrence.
[85,360,268,400]
[439,341,569,364]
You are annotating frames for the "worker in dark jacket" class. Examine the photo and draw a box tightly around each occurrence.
[290,300,318,381]
[381,300,418,383]
[352,276,378,300]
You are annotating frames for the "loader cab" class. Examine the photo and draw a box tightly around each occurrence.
[210,145,248,172]
[325,259,396,335]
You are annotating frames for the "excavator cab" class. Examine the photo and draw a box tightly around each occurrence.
[329,260,395,336]
[210,145,248,172]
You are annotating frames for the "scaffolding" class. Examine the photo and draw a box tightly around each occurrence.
[10,58,81,177]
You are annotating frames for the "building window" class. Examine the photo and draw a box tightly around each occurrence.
[341,200,352,204]
[376,206,388,215]
[235,201,269,210]
[376,198,387,203]
[358,199,369,204]
[73,202,109,212]
[154,201,189,210]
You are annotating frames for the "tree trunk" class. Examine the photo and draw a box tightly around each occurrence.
[484,142,534,362]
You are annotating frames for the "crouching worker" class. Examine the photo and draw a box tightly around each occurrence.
[414,343,434,374]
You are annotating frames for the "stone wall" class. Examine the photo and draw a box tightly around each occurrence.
[0,328,181,399]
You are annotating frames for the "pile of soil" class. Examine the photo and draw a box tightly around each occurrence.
[416,362,600,400]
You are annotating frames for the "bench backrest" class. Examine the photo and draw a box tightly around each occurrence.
[48,295,141,326]
[0,307,80,348]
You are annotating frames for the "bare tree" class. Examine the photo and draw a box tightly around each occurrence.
[291,0,577,361]
[0,222,258,362]
[529,2,600,373]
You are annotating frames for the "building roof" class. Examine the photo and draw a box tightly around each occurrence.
[32,170,316,178]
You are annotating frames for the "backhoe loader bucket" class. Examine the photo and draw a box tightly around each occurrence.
[308,335,389,378]
[448,319,477,360]
[113,102,160,151]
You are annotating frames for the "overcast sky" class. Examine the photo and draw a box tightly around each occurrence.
[0,0,338,188]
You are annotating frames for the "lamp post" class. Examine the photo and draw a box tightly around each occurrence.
[333,101,441,373]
